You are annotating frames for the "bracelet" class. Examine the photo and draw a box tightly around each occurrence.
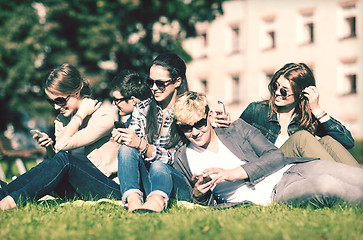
[317,112,328,121]
[140,142,149,156]
[72,114,83,125]
[137,138,142,149]
[314,110,326,119]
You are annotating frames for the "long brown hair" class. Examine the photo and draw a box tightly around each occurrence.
[146,53,189,148]
[267,63,317,134]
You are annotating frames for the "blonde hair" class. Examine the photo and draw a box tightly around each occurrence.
[174,91,209,124]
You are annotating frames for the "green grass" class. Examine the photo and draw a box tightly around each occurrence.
[1,200,362,240]
[350,139,363,164]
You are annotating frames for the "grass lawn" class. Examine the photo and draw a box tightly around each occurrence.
[0,199,362,240]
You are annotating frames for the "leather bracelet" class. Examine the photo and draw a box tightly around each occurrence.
[137,138,142,150]
[317,112,328,121]
[141,142,149,156]
[314,110,326,119]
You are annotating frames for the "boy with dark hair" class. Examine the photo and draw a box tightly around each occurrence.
[110,69,151,128]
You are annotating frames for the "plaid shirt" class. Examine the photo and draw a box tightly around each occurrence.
[129,98,180,165]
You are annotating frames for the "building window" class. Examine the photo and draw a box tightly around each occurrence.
[201,79,208,94]
[199,32,207,58]
[261,18,276,50]
[231,76,240,103]
[194,32,208,59]
[338,2,357,39]
[338,61,358,95]
[345,74,357,94]
[298,11,314,44]
[225,24,242,55]
[231,26,240,53]
[259,71,274,99]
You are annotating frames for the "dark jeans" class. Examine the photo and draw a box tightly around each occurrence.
[118,145,191,205]
[0,151,121,206]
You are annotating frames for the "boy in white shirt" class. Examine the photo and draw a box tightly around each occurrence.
[172,91,363,207]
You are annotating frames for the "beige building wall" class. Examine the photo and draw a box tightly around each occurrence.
[183,0,362,139]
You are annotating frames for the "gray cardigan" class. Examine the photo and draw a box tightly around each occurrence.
[172,118,316,206]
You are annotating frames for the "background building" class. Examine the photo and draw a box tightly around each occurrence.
[183,0,362,139]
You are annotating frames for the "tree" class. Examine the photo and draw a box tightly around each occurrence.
[0,0,224,132]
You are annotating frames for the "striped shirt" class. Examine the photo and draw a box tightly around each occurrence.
[129,98,180,165]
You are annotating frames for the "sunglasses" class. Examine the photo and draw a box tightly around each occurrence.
[146,78,175,91]
[47,95,70,107]
[178,116,208,133]
[272,82,289,97]
[112,97,129,105]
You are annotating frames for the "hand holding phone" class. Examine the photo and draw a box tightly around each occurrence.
[30,130,43,139]
[114,121,126,129]
[214,101,230,128]
[199,175,212,184]
[217,100,226,115]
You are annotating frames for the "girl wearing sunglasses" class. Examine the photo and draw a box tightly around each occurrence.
[1,63,121,210]
[112,53,191,212]
[238,63,359,167]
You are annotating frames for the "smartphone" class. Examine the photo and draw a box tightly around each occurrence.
[114,121,126,129]
[199,175,212,184]
[217,100,226,115]
[30,130,43,138]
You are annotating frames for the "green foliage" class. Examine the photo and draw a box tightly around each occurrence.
[0,0,224,131]
[0,201,362,239]
[350,139,363,164]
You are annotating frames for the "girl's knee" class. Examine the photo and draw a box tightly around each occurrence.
[53,151,71,164]
[149,161,168,172]
[319,135,336,145]
[290,130,315,141]
[118,145,139,161]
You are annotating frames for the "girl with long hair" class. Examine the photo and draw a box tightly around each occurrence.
[239,63,359,167]
[0,63,121,210]
[112,53,191,212]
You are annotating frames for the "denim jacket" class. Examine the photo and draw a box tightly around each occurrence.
[172,118,316,206]
[240,101,354,149]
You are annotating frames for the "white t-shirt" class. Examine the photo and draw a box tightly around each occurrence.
[186,139,291,205]
[275,134,290,148]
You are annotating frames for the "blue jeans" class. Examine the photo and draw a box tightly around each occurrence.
[0,152,121,206]
[272,160,363,207]
[118,145,191,206]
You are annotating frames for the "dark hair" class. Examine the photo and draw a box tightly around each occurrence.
[146,53,189,148]
[268,63,317,134]
[43,63,91,98]
[110,69,151,101]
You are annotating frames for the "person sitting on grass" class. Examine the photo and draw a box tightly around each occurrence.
[172,91,363,207]
[215,63,360,167]
[112,53,191,213]
[110,69,151,128]
[0,63,121,210]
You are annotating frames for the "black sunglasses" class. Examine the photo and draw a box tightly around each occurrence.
[47,95,70,107]
[146,78,175,91]
[272,82,288,97]
[178,116,208,133]
[112,97,129,105]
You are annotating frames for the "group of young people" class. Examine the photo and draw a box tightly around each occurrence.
[0,53,362,212]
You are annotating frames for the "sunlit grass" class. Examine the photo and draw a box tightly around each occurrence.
[1,199,362,240]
